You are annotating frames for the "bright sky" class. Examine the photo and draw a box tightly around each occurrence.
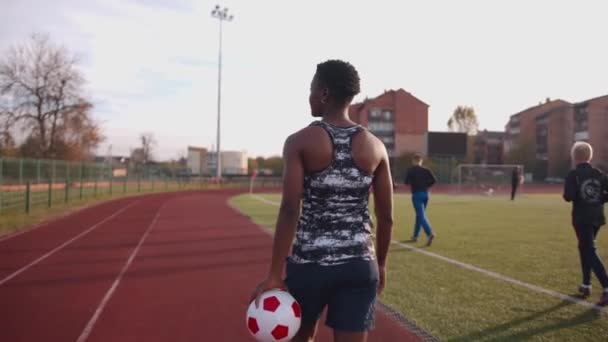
[1,0,607,160]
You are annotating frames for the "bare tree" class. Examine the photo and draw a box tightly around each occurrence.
[447,106,479,135]
[130,148,145,165]
[139,132,157,164]
[0,33,102,159]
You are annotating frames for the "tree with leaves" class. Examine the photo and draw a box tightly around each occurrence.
[248,158,259,174]
[0,33,102,159]
[447,106,479,135]
[247,156,284,176]
[263,156,283,176]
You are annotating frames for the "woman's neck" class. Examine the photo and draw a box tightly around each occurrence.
[321,107,353,126]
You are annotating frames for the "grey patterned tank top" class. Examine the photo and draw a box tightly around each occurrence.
[289,120,375,266]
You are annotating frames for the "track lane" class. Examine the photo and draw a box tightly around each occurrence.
[83,192,421,342]
[0,195,170,342]
[0,197,140,280]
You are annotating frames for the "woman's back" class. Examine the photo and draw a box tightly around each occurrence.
[252,60,394,342]
[289,120,380,265]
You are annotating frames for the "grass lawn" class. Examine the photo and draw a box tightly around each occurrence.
[229,193,608,341]
[0,196,115,237]
[0,182,204,238]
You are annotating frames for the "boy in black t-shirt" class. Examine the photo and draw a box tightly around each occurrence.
[563,141,608,306]
[404,154,437,246]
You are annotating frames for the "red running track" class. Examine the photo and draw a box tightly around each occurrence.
[0,190,421,342]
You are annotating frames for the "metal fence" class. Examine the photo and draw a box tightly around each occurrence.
[0,157,281,215]
[393,155,462,185]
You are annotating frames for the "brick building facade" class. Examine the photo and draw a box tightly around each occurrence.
[468,130,505,165]
[349,89,428,159]
[505,95,608,179]
[574,95,608,171]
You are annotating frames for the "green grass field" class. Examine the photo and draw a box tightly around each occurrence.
[0,195,122,238]
[229,193,608,341]
[0,182,209,238]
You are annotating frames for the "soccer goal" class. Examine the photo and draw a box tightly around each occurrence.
[457,164,524,194]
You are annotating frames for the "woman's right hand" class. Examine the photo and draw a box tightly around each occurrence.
[377,265,386,295]
[250,275,286,308]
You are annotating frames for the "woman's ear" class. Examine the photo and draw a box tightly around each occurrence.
[321,88,329,104]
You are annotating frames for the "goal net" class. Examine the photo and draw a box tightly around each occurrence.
[457,164,524,194]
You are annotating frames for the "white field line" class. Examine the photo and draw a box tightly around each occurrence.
[250,194,282,206]
[76,201,167,342]
[249,194,606,313]
[0,201,139,287]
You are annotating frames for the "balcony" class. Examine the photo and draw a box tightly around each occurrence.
[508,127,521,135]
[368,122,395,133]
[535,153,548,161]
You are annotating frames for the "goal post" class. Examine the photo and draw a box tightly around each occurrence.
[457,164,524,194]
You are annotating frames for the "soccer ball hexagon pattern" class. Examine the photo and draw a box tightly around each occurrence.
[246,290,301,341]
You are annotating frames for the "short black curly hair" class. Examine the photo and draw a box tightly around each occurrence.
[315,60,360,103]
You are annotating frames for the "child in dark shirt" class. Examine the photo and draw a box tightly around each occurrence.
[563,141,608,306]
[511,166,523,201]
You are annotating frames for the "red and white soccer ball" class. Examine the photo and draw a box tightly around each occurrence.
[246,289,301,341]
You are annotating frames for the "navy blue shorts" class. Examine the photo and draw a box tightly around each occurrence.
[285,258,379,332]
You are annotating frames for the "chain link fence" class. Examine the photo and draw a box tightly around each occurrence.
[0,157,281,215]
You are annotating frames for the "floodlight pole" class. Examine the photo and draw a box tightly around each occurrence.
[211,5,233,178]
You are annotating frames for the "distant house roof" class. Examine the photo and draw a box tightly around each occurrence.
[393,88,429,107]
[576,94,608,106]
[351,88,429,108]
[187,146,207,152]
[510,99,572,118]
[348,102,366,121]
[479,130,505,139]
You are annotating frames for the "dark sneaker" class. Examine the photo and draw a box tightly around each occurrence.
[425,234,435,247]
[407,236,417,243]
[598,292,608,307]
[578,285,591,298]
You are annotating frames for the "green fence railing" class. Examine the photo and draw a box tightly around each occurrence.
[0,157,281,216]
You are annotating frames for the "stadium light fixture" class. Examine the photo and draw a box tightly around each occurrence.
[211,5,234,178]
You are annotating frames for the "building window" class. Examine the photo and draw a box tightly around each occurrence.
[368,108,395,155]
[381,136,394,144]
[508,127,521,135]
[370,108,381,118]
[574,105,589,133]
[368,122,395,132]
[536,123,548,155]
[535,113,549,126]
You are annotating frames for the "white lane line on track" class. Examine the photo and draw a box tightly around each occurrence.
[0,201,140,287]
[249,194,607,313]
[0,198,134,244]
[76,201,167,342]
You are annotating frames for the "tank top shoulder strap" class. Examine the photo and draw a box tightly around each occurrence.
[309,120,363,165]
[310,120,362,141]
